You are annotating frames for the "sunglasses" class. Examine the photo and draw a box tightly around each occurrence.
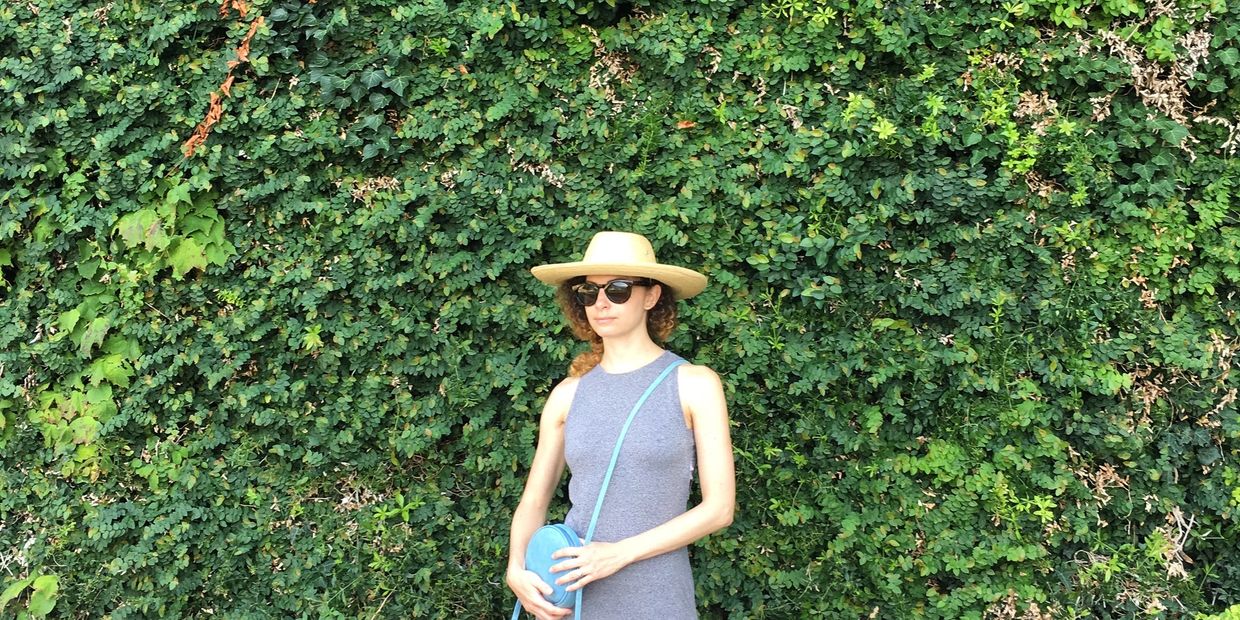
[571,278,652,306]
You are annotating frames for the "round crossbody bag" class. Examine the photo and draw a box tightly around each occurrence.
[521,523,580,608]
[510,359,685,620]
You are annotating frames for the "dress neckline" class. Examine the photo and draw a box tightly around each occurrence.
[597,350,669,376]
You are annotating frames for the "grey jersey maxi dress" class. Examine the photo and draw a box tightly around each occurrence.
[562,350,699,619]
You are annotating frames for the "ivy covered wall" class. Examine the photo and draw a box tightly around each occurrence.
[1,0,1238,617]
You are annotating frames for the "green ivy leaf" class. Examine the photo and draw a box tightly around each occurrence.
[382,74,410,96]
[69,416,100,445]
[28,575,58,617]
[115,208,169,251]
[87,353,133,388]
[0,576,34,613]
[180,213,214,238]
[57,308,82,335]
[79,316,112,358]
[361,68,385,89]
[168,238,208,278]
[115,209,151,247]
[204,240,237,266]
[166,183,192,207]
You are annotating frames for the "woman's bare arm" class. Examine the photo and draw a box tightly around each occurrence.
[507,377,578,618]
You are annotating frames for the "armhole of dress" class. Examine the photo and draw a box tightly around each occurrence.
[561,375,583,431]
[674,362,695,474]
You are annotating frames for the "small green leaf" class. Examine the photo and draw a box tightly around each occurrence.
[359,113,383,132]
[861,405,883,434]
[872,117,897,140]
[302,324,323,350]
[1161,121,1189,145]
[74,443,99,463]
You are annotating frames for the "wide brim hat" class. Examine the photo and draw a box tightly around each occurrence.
[531,231,708,300]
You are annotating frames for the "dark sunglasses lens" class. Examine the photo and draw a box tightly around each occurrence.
[603,281,634,304]
[573,284,599,306]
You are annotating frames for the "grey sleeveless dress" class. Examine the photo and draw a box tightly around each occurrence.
[563,350,699,619]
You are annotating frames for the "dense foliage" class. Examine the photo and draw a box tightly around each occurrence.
[1,0,1238,617]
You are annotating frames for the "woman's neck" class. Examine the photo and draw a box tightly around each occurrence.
[599,333,665,373]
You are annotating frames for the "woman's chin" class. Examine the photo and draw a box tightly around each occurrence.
[589,318,620,332]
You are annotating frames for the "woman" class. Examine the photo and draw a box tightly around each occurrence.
[506,231,736,620]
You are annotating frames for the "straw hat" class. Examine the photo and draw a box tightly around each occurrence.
[531,231,708,300]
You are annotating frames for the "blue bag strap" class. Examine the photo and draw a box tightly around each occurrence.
[512,358,685,620]
[583,359,685,545]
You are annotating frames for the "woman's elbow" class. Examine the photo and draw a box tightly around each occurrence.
[712,502,735,531]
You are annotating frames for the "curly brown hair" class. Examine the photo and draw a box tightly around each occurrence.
[556,277,678,377]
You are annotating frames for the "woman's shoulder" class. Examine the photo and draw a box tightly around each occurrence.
[542,375,582,422]
[674,361,727,428]
[675,359,723,391]
[533,376,581,427]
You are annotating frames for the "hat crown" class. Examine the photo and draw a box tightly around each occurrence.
[579,231,657,265]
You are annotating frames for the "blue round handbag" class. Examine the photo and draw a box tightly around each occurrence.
[523,523,581,609]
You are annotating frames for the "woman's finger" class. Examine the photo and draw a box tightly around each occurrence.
[551,545,582,560]
[554,568,585,586]
[565,571,595,592]
[522,592,561,619]
[521,570,553,596]
[549,557,581,573]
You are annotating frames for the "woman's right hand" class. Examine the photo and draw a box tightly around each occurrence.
[507,567,572,620]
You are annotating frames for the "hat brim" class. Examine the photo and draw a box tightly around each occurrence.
[531,262,708,300]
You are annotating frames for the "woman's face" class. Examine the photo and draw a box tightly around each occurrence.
[578,274,661,338]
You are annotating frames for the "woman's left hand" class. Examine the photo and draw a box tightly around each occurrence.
[549,539,632,591]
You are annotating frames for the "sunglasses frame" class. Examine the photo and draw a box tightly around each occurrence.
[570,278,653,306]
